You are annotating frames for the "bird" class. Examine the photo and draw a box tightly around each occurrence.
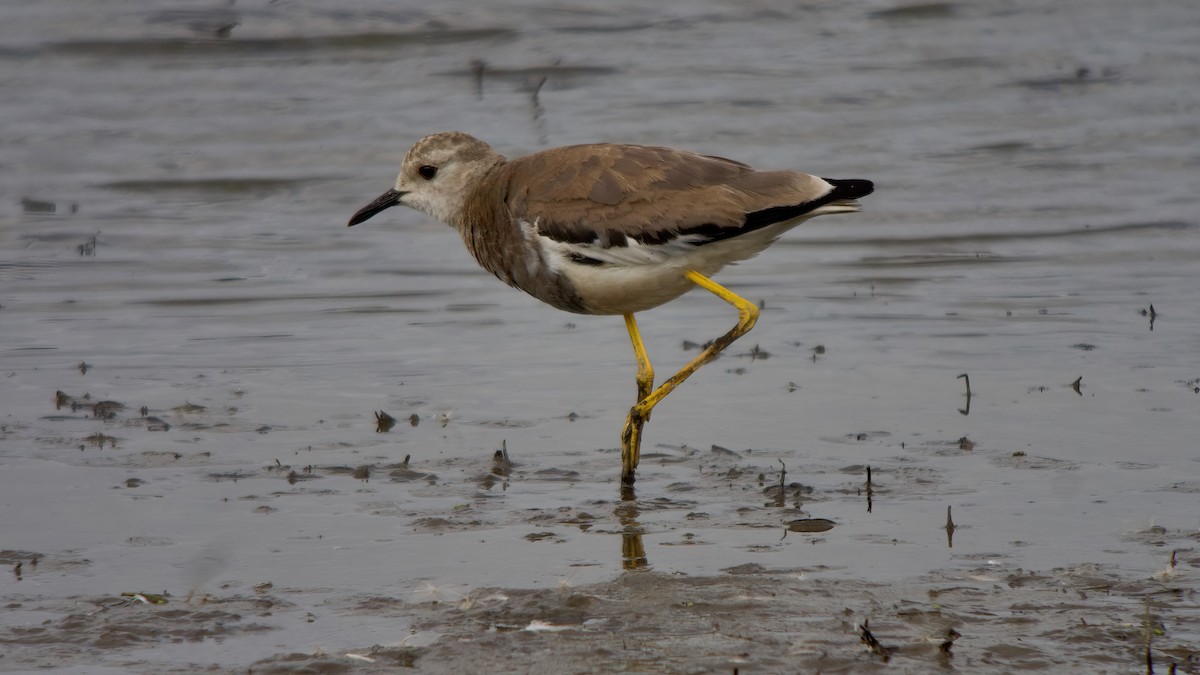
[348,131,873,485]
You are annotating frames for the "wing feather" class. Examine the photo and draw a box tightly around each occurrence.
[502,144,839,249]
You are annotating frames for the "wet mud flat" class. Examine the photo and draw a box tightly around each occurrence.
[5,555,1198,674]
[2,383,1198,674]
[288,566,1200,674]
[4,0,1200,672]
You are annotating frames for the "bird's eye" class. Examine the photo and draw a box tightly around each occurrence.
[418,165,437,180]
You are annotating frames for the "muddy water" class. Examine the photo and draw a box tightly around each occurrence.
[2,0,1198,672]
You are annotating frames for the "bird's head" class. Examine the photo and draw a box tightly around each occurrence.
[348,131,504,228]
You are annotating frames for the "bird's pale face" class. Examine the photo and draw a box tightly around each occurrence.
[348,132,501,229]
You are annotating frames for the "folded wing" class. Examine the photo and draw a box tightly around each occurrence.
[503,143,872,253]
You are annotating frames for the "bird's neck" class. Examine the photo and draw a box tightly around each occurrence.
[455,164,528,284]
[453,164,582,313]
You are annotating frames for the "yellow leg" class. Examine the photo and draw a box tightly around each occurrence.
[624,313,656,404]
[620,270,760,484]
[621,313,655,482]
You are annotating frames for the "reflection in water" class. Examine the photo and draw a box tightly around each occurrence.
[524,75,549,147]
[470,58,486,100]
[615,501,647,570]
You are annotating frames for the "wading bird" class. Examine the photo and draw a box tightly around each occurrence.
[349,132,873,485]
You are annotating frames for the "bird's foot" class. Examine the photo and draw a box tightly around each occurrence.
[620,407,646,484]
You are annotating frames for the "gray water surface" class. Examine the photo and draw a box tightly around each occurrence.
[2,1,1198,672]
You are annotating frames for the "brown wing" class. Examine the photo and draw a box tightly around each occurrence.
[501,143,845,247]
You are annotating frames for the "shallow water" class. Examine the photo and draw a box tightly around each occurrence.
[2,0,1198,672]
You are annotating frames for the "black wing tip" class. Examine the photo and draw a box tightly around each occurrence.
[824,178,875,200]
[738,179,874,233]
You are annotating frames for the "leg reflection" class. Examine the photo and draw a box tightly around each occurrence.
[615,500,648,570]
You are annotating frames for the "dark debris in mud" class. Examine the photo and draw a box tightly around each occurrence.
[0,594,281,670]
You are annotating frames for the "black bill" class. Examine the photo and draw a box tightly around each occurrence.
[348,188,404,227]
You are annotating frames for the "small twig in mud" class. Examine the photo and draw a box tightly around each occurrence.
[1154,549,1177,582]
[939,628,961,659]
[858,620,895,661]
[957,373,972,415]
[374,410,396,432]
[773,459,788,507]
[945,505,957,548]
[865,465,874,513]
[747,344,769,361]
[78,232,98,256]
[492,440,513,477]
[1140,304,1157,331]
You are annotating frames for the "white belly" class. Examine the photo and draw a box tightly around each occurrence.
[556,222,796,315]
